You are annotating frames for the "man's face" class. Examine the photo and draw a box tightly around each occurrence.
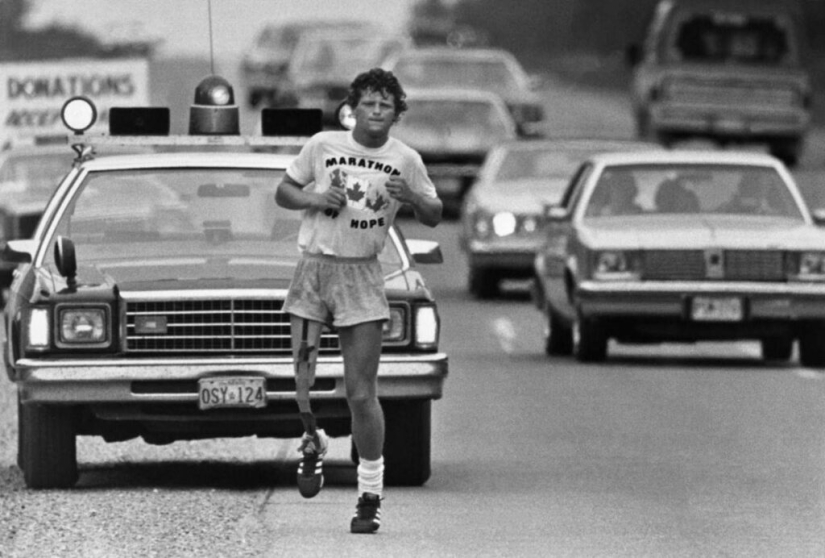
[353,89,397,138]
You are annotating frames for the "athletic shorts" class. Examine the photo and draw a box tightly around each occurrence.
[282,253,390,328]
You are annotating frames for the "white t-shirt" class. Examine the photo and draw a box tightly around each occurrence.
[286,130,437,258]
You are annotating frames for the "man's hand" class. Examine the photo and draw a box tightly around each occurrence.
[385,177,416,205]
[316,184,346,212]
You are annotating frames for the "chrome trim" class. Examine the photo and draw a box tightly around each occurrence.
[579,280,825,295]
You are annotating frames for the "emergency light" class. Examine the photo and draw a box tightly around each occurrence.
[61,97,97,134]
[189,75,240,135]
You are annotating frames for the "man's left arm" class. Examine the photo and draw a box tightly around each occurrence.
[385,177,442,227]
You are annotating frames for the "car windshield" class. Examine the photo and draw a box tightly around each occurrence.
[670,10,797,65]
[292,36,404,79]
[393,99,512,143]
[392,57,521,95]
[583,164,804,220]
[0,152,74,199]
[43,167,403,282]
[495,149,594,181]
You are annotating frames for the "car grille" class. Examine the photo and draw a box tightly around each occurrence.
[125,299,340,354]
[642,250,785,281]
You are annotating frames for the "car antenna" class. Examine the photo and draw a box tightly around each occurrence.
[207,0,216,75]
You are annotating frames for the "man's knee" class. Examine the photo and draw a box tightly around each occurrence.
[346,389,379,414]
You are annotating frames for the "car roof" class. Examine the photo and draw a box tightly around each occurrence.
[588,149,784,167]
[77,151,297,172]
[493,137,663,152]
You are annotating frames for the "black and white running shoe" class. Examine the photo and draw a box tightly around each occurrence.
[296,429,327,498]
[350,492,382,534]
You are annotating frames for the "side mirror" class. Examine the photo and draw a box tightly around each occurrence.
[542,204,570,222]
[625,43,642,67]
[335,102,355,131]
[811,208,825,226]
[54,235,77,290]
[407,239,443,264]
[2,239,35,265]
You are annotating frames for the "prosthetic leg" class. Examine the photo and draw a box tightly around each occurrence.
[294,317,327,498]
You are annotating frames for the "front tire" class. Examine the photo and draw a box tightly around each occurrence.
[469,267,499,299]
[799,321,825,367]
[382,399,431,486]
[574,314,608,362]
[544,307,573,356]
[20,403,78,489]
[761,337,794,362]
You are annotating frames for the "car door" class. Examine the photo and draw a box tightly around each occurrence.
[542,162,594,320]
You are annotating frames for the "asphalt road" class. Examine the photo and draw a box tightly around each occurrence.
[1,64,824,557]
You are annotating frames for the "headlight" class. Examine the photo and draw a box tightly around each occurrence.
[25,307,50,351]
[57,306,111,347]
[473,213,493,238]
[492,212,517,237]
[521,215,539,233]
[414,305,439,349]
[382,306,408,343]
[794,251,825,280]
[593,251,640,281]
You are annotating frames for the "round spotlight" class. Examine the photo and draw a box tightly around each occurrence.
[189,75,240,135]
[61,97,97,133]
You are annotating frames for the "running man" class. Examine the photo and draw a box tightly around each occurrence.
[275,68,442,533]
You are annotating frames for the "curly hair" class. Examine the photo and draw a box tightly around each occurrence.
[347,68,408,121]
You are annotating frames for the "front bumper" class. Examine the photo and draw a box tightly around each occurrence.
[14,353,448,404]
[466,237,539,275]
[577,280,825,320]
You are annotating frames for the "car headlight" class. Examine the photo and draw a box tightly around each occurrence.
[794,251,825,280]
[382,306,408,343]
[520,215,539,234]
[592,251,640,280]
[472,213,493,238]
[57,305,111,347]
[25,307,50,351]
[492,212,517,237]
[414,305,439,349]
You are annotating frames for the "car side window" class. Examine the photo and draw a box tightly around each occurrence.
[559,163,594,211]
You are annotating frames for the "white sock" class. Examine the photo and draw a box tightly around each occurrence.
[357,456,384,498]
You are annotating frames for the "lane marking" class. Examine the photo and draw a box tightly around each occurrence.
[492,317,517,354]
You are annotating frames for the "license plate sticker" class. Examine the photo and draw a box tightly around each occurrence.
[691,297,743,322]
[198,377,267,410]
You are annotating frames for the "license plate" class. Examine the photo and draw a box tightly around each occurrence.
[198,377,267,410]
[691,297,743,322]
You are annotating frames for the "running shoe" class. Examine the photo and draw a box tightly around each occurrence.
[350,492,382,534]
[296,429,327,498]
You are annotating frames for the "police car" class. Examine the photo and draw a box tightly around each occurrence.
[4,76,448,489]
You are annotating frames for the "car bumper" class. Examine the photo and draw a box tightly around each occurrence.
[466,238,539,274]
[650,103,810,137]
[14,353,449,404]
[577,280,825,320]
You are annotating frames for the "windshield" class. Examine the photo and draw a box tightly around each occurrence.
[44,167,403,281]
[393,99,512,144]
[583,164,804,220]
[292,36,404,79]
[392,57,521,94]
[495,149,594,182]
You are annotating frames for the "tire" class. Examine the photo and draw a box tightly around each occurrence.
[574,314,608,362]
[799,321,825,367]
[382,399,431,486]
[468,267,499,299]
[20,403,78,489]
[544,307,573,356]
[761,337,794,362]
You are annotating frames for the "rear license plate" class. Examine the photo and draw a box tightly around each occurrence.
[691,296,743,321]
[198,377,266,410]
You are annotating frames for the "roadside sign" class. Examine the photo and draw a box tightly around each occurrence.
[1,58,150,145]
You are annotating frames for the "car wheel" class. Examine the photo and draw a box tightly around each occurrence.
[469,267,499,299]
[544,307,573,356]
[799,321,825,367]
[20,402,78,489]
[382,399,431,486]
[574,314,608,362]
[761,337,794,362]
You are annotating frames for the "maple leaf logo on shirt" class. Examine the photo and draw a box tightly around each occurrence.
[330,168,347,190]
[346,182,366,203]
[365,193,388,213]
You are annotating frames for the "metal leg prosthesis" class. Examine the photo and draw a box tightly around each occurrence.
[295,318,327,498]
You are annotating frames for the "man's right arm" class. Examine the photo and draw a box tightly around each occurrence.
[276,174,346,212]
